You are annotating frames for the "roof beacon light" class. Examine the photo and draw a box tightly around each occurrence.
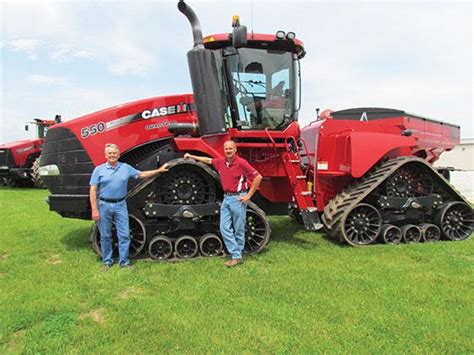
[276,30,285,40]
[232,15,240,28]
[286,32,296,40]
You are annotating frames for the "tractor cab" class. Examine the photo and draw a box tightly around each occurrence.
[203,32,305,132]
[178,0,304,135]
[25,116,61,139]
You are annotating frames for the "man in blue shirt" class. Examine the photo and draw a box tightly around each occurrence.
[90,143,169,270]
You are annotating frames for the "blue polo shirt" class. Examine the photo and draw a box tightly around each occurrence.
[90,162,140,199]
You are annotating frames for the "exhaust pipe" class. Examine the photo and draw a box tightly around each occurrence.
[177,0,227,136]
[178,0,204,49]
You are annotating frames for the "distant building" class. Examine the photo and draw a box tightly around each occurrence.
[434,138,474,171]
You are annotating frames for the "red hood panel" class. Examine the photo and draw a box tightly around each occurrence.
[53,94,197,166]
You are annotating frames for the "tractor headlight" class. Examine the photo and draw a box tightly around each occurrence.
[276,30,285,40]
[38,164,60,176]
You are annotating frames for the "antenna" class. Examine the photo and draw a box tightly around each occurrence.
[251,0,254,36]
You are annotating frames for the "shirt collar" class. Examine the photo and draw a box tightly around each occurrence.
[225,156,239,167]
[105,162,120,170]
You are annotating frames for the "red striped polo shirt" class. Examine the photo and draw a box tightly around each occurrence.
[212,156,259,193]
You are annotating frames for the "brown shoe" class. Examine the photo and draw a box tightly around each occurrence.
[122,264,134,270]
[225,259,243,268]
[103,264,111,272]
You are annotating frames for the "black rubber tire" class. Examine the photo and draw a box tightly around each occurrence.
[435,201,473,241]
[175,235,198,259]
[380,224,402,244]
[31,157,46,188]
[419,223,441,242]
[91,213,147,259]
[199,233,223,257]
[243,202,271,255]
[341,203,382,246]
[148,235,173,260]
[401,224,422,243]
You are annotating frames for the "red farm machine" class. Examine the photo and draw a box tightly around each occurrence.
[38,1,472,260]
[0,116,60,187]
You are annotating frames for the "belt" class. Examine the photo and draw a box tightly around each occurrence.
[224,191,247,196]
[99,197,126,203]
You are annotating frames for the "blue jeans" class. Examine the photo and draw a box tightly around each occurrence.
[220,193,247,260]
[98,200,130,266]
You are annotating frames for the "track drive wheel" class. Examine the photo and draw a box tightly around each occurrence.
[149,235,173,260]
[380,224,402,244]
[175,235,198,259]
[419,223,441,242]
[31,157,46,188]
[91,213,147,259]
[401,224,422,243]
[154,162,218,205]
[435,202,473,241]
[341,203,382,246]
[243,202,271,255]
[199,233,223,257]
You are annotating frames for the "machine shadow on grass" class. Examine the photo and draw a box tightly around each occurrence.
[269,216,348,249]
[61,226,93,251]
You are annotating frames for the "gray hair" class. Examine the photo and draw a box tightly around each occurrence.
[105,143,120,152]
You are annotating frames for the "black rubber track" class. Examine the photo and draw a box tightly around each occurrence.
[323,157,472,246]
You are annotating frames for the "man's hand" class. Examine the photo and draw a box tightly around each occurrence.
[183,153,212,165]
[239,194,252,205]
[92,209,100,221]
[159,163,170,173]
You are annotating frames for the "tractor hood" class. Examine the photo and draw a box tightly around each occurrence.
[0,139,43,150]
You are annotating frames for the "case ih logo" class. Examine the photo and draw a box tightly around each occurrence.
[141,103,188,119]
[16,146,34,154]
[80,103,191,138]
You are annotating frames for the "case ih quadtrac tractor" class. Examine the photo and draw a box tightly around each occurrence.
[39,1,472,260]
[0,117,60,187]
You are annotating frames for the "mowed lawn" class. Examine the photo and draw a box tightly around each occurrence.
[0,188,473,353]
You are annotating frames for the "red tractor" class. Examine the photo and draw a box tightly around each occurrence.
[39,1,472,260]
[0,116,60,187]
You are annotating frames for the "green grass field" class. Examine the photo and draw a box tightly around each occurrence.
[0,187,473,353]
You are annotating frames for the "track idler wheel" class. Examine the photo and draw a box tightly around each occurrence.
[341,203,382,246]
[435,201,473,241]
[401,224,422,243]
[419,223,441,242]
[199,233,223,257]
[175,235,198,259]
[149,235,173,260]
[243,202,271,254]
[91,213,147,259]
[380,224,402,244]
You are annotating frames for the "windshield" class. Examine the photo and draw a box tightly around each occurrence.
[224,48,298,130]
[37,125,48,139]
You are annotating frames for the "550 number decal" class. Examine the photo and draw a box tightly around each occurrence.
[81,122,106,138]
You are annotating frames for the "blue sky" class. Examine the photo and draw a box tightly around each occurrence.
[1,0,472,142]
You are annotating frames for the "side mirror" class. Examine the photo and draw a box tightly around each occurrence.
[232,25,247,48]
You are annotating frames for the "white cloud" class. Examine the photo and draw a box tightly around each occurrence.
[106,42,155,77]
[50,46,95,62]
[7,38,42,60]
[27,74,71,86]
